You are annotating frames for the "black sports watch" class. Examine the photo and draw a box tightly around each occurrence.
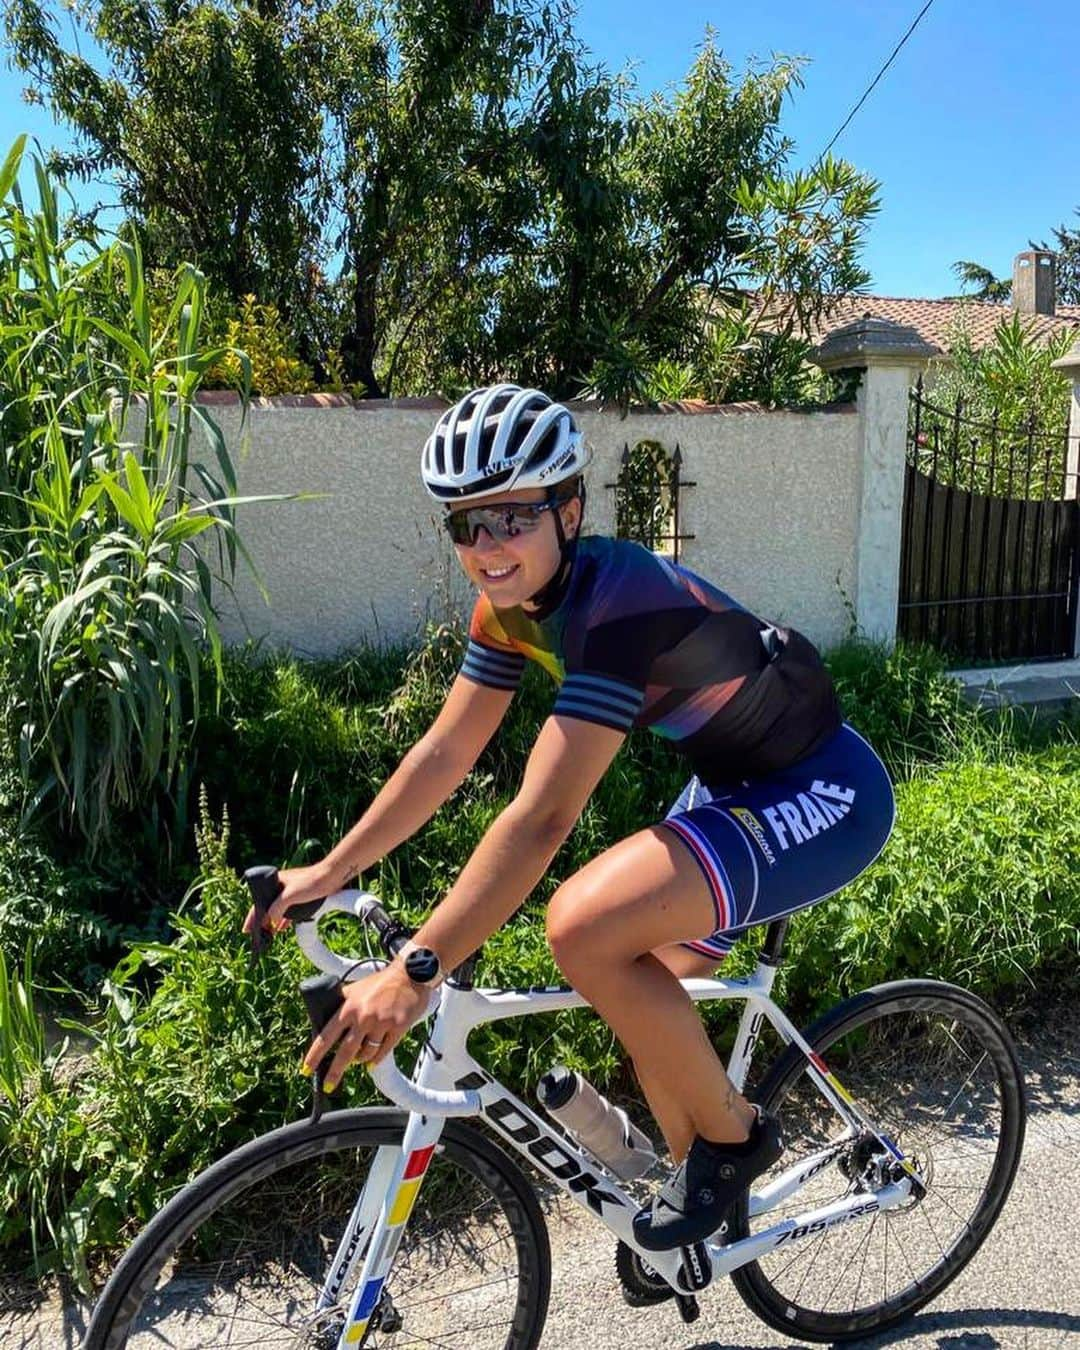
[399,940,444,988]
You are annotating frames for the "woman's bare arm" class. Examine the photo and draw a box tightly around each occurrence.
[410,713,626,970]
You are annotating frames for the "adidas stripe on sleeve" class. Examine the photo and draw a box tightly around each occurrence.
[552,671,645,734]
[460,639,526,691]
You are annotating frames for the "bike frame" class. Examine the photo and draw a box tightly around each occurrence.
[299,900,921,1350]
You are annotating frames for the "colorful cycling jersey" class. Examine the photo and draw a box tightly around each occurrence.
[460,535,841,785]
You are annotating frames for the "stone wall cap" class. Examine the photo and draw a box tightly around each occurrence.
[812,316,942,372]
[185,391,855,416]
[1050,337,1080,373]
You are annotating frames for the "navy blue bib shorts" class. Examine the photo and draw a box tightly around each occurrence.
[662,723,895,961]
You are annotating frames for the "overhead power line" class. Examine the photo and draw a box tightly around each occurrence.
[816,0,937,164]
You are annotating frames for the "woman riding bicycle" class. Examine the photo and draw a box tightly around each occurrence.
[245,383,895,1251]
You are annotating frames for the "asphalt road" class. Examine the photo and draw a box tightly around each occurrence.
[2,1005,1078,1350]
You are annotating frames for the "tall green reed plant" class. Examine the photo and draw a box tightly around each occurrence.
[0,943,78,1273]
[0,136,278,849]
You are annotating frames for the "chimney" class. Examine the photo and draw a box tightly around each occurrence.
[1012,250,1056,315]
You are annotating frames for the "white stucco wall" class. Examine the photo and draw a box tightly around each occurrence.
[188,396,863,656]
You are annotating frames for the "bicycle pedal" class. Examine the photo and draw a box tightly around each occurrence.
[675,1292,700,1324]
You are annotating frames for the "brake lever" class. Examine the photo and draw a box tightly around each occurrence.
[300,972,346,1123]
[243,865,325,965]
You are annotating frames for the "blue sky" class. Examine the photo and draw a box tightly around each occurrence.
[1,0,1077,298]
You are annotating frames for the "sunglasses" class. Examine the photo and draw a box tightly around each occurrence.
[444,499,565,546]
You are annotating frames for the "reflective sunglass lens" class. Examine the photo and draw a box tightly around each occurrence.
[444,501,552,545]
[444,513,474,544]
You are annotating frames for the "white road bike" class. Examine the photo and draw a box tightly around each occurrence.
[85,865,1026,1348]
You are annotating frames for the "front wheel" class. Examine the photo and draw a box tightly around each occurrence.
[85,1108,551,1349]
[731,979,1026,1342]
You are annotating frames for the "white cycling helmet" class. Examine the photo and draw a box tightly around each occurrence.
[421,383,591,503]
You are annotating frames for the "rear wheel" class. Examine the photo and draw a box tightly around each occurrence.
[84,1109,550,1349]
[731,980,1026,1342]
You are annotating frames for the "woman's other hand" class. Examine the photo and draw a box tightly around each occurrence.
[241,861,343,938]
[301,965,429,1089]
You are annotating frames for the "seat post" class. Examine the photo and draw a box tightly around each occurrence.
[760,917,791,967]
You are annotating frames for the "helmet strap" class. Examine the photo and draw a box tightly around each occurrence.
[522,480,584,617]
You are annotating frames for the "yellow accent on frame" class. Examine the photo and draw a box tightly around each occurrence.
[389,1177,422,1227]
[345,1319,369,1343]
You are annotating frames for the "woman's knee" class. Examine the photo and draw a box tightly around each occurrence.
[546,879,605,976]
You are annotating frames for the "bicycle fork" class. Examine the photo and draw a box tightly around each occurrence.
[317,1110,446,1348]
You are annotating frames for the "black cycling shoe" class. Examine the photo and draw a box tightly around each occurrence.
[632,1108,783,1252]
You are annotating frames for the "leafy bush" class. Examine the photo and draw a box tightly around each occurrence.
[0,943,74,1270]
[785,742,1080,1015]
[927,311,1073,439]
[580,302,860,411]
[0,791,346,1285]
[0,138,271,850]
[824,638,982,779]
[0,820,118,992]
[206,294,314,396]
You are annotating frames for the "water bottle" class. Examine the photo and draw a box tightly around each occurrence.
[537,1065,656,1180]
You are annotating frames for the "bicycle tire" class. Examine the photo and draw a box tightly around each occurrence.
[84,1107,550,1350]
[730,979,1026,1342]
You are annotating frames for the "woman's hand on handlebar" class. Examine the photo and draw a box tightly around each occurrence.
[302,963,427,1088]
[241,861,342,938]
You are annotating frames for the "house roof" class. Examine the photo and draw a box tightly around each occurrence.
[802,294,1080,352]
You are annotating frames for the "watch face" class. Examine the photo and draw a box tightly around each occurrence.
[404,947,441,983]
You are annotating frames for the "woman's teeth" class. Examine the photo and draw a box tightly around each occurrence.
[482,565,517,579]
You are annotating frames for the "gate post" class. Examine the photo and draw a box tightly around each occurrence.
[812,318,939,644]
[1050,339,1080,655]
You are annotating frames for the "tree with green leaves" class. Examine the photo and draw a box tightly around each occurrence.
[928,311,1073,445]
[1033,208,1080,306]
[950,260,1011,303]
[433,42,880,406]
[4,0,323,332]
[5,2,879,400]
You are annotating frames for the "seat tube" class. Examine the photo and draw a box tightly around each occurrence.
[726,966,779,1093]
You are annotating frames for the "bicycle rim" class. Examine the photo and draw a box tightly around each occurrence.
[731,980,1026,1342]
[85,1110,550,1350]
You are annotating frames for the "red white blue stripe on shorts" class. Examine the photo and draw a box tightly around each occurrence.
[662,813,734,936]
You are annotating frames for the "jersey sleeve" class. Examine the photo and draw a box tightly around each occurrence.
[459,595,526,692]
[552,671,646,733]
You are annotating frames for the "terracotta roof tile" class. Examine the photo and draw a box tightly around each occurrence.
[763,294,1080,352]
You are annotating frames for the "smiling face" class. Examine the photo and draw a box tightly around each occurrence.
[450,485,583,610]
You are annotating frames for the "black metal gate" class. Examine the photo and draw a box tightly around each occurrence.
[898,380,1080,662]
[607,440,695,562]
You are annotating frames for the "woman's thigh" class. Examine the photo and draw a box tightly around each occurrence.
[548,723,893,974]
[545,825,719,966]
